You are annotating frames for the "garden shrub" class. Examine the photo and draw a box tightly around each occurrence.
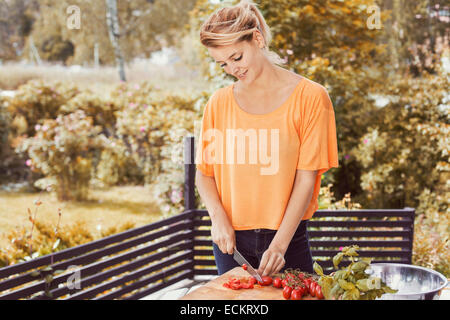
[59,90,118,136]
[17,110,108,201]
[7,80,80,138]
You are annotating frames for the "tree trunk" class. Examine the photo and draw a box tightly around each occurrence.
[105,0,126,82]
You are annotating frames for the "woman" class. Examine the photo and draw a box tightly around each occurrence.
[195,0,339,277]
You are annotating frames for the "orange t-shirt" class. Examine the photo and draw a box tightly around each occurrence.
[195,77,339,230]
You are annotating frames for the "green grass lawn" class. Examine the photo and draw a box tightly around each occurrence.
[0,185,164,247]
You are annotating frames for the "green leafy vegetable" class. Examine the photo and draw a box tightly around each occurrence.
[314,245,398,300]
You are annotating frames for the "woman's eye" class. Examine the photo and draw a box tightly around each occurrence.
[220,55,242,68]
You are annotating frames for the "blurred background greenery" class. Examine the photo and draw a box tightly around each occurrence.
[0,0,448,275]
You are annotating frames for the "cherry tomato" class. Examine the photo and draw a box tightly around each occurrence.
[258,276,273,286]
[281,279,289,288]
[291,289,302,300]
[242,264,248,271]
[298,272,305,280]
[315,285,324,299]
[303,278,311,292]
[272,277,282,288]
[248,277,257,285]
[286,273,296,281]
[297,285,307,297]
[282,286,292,300]
[309,281,317,297]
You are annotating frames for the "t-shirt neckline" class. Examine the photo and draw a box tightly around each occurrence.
[230,77,305,117]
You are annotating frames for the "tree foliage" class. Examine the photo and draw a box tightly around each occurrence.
[3,0,197,65]
[0,0,37,60]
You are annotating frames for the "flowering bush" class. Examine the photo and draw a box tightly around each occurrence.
[59,90,118,136]
[7,80,80,137]
[17,110,108,201]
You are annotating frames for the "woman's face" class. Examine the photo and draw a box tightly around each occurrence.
[208,31,266,83]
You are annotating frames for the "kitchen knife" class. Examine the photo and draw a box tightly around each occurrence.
[233,248,263,283]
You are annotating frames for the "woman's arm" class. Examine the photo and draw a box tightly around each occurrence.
[257,169,317,276]
[195,170,235,254]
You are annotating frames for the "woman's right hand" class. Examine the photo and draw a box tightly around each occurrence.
[211,214,235,255]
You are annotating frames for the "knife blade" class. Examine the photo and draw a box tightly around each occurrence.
[233,248,263,283]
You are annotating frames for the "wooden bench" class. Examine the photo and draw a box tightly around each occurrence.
[0,136,415,299]
[192,208,415,274]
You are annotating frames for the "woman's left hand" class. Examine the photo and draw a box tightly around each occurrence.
[257,244,286,277]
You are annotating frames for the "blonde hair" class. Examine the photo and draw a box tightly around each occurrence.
[199,0,285,66]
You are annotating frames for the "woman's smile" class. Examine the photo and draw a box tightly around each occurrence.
[238,70,248,79]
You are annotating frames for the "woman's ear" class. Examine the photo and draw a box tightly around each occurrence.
[253,30,266,49]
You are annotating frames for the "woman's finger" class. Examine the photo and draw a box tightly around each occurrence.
[262,255,276,276]
[219,239,227,254]
[274,257,285,274]
[257,252,269,275]
[226,238,234,255]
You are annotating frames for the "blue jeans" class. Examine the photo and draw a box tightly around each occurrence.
[212,220,313,275]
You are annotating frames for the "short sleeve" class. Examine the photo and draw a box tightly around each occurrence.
[195,96,215,177]
[297,86,339,176]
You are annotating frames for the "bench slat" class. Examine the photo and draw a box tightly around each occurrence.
[194,229,411,238]
[307,220,412,228]
[193,239,411,248]
[308,230,410,237]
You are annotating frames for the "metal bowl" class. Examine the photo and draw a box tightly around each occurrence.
[365,263,448,300]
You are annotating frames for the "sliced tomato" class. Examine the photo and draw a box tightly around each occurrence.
[240,282,253,289]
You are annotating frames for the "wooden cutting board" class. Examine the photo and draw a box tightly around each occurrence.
[181,267,318,300]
